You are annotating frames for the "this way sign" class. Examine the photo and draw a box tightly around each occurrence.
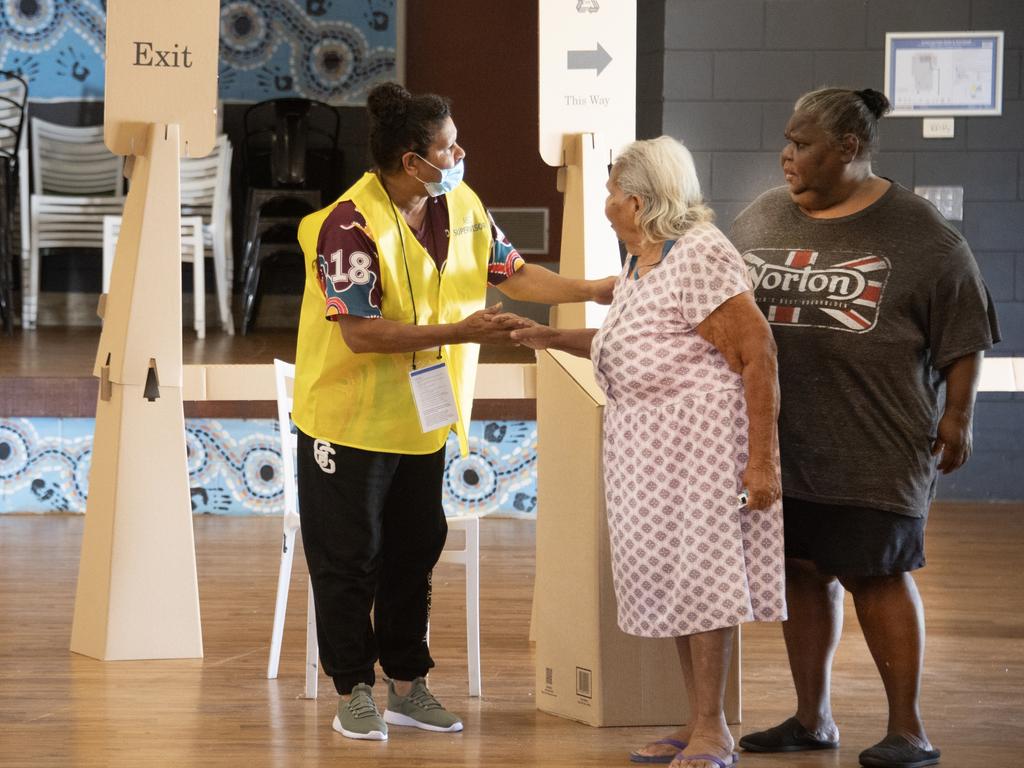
[538,0,636,166]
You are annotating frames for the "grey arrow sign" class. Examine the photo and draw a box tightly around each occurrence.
[567,43,612,76]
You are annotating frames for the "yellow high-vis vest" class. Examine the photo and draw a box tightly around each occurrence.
[292,172,492,456]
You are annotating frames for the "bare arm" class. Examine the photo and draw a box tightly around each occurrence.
[509,323,598,358]
[337,303,529,354]
[696,291,781,510]
[497,263,615,305]
[932,350,983,474]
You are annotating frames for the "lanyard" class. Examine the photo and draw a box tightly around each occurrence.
[386,193,444,370]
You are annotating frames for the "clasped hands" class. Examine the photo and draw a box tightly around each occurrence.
[457,303,538,345]
[459,275,616,346]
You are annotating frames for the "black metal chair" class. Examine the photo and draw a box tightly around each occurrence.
[239,98,342,334]
[0,71,27,334]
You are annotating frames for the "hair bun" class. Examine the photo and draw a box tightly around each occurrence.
[367,82,411,128]
[857,88,891,119]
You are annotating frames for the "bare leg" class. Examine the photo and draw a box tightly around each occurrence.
[780,557,843,740]
[841,572,933,750]
[675,636,699,736]
[629,637,699,760]
[670,626,735,768]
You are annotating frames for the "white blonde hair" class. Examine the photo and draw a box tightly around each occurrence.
[612,135,713,243]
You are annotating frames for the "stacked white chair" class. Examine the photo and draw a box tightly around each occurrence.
[23,118,125,328]
[268,359,482,698]
[100,135,235,337]
[102,215,206,338]
[181,135,235,335]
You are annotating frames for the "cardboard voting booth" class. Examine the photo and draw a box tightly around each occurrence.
[533,350,741,727]
[532,2,743,726]
[70,0,219,661]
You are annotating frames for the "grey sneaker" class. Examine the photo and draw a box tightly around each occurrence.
[383,677,463,732]
[332,683,388,741]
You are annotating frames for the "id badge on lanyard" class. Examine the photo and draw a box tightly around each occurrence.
[409,360,458,433]
[386,191,458,433]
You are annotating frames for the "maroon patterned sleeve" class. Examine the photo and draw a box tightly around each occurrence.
[315,201,384,319]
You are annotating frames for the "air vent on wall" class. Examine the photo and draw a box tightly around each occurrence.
[488,207,549,255]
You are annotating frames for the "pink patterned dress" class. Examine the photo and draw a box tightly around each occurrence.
[591,222,786,638]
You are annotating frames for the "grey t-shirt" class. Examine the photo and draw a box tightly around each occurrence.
[730,183,999,517]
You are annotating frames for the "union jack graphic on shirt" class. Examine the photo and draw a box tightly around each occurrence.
[742,248,891,333]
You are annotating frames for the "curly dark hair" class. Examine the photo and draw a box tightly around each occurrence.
[795,87,892,157]
[366,82,451,172]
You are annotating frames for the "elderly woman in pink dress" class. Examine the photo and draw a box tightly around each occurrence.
[512,136,786,768]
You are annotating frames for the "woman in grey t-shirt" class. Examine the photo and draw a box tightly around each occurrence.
[730,87,999,768]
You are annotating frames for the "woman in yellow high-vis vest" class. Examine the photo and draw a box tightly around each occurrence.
[292,82,614,742]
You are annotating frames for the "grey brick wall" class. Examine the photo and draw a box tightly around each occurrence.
[640,0,1024,501]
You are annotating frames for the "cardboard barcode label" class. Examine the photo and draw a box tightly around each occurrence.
[575,667,592,699]
[545,667,553,686]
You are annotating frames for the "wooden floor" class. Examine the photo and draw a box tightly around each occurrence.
[1,504,1022,767]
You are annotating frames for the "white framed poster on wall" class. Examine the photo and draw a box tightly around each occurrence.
[884,31,1004,116]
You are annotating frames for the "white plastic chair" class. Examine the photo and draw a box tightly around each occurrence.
[268,358,319,698]
[180,135,235,335]
[268,359,482,698]
[23,118,125,328]
[102,215,207,338]
[100,136,235,337]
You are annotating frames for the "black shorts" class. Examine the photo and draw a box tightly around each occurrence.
[782,496,926,577]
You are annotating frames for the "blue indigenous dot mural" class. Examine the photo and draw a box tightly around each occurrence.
[185,419,286,514]
[218,0,397,104]
[0,417,538,518]
[0,0,398,105]
[0,417,93,512]
[0,0,107,101]
[444,421,538,516]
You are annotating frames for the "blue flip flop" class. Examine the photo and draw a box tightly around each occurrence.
[674,752,740,768]
[629,738,689,764]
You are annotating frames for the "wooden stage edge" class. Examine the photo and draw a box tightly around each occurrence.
[0,376,536,420]
[0,328,538,420]
[2,328,1017,418]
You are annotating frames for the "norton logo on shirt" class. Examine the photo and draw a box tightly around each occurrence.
[743,248,891,333]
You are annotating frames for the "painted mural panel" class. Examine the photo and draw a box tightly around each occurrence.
[0,0,398,104]
[0,418,538,518]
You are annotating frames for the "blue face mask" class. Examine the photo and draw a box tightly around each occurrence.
[414,154,465,197]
